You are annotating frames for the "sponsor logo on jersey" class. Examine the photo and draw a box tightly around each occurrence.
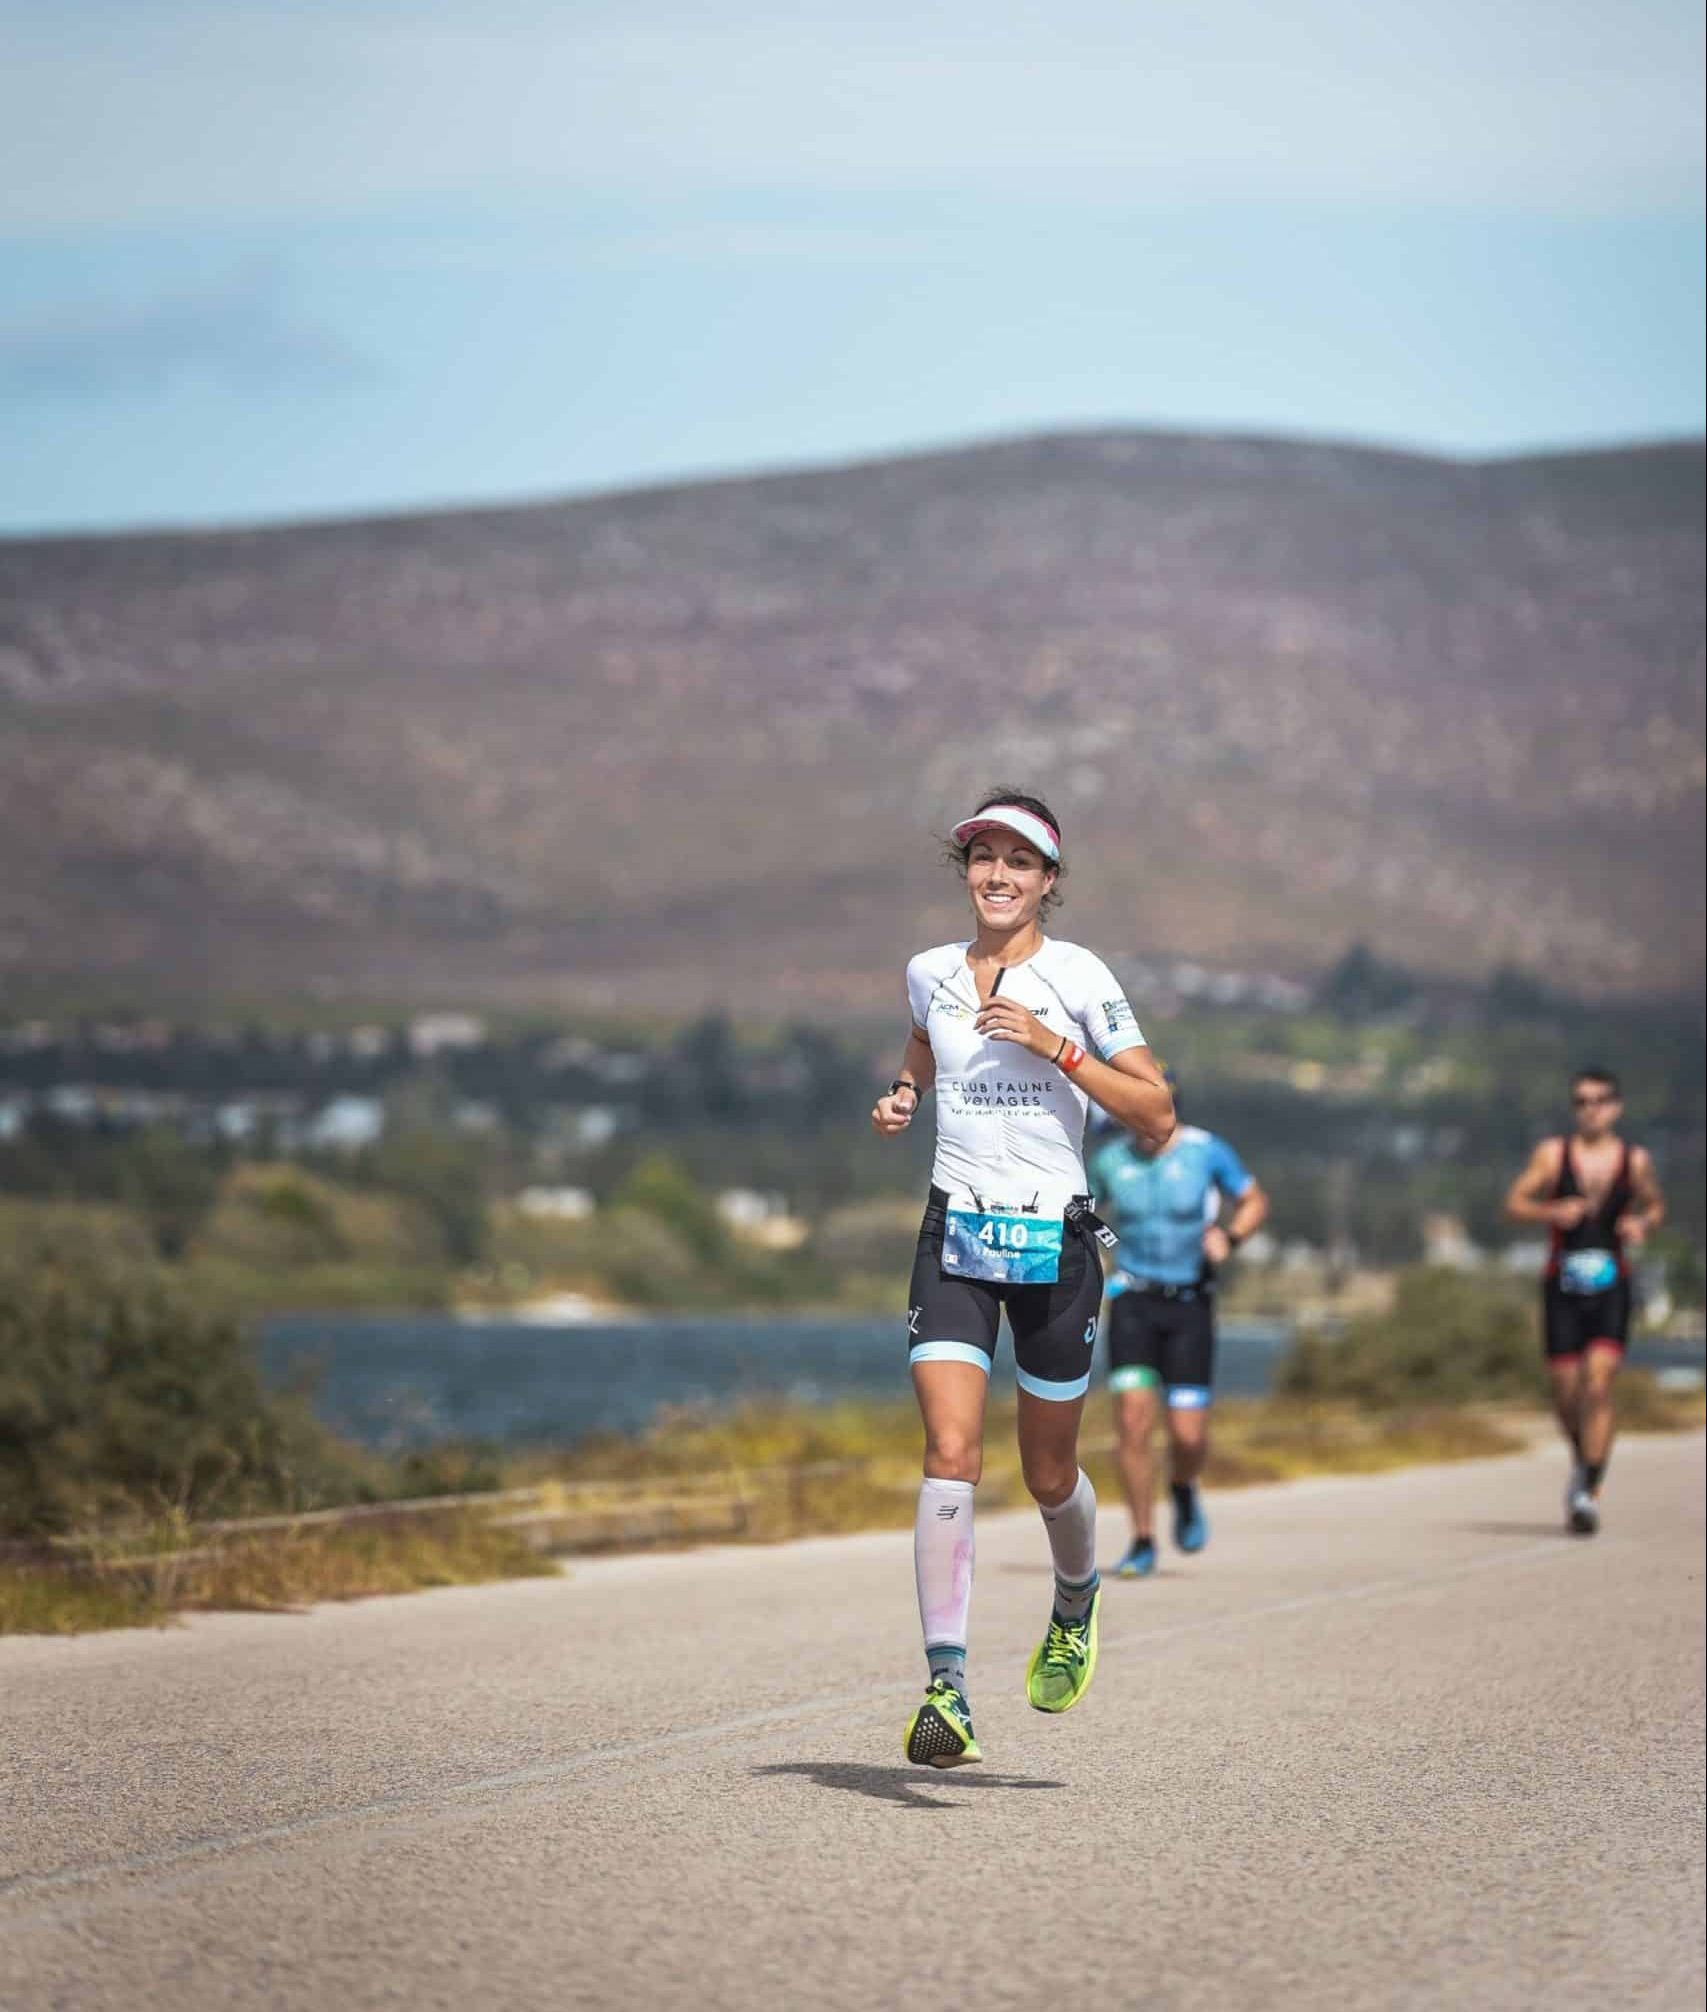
[945,1078,1057,1112]
[1102,998,1137,1032]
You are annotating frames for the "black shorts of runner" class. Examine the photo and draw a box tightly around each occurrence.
[1542,1278,1631,1361]
[1105,1288,1216,1409]
[906,1186,1103,1401]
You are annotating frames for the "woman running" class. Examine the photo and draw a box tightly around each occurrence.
[871,787,1174,1767]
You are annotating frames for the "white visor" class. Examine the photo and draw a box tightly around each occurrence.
[949,804,1060,862]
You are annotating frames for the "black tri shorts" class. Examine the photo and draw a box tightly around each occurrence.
[906,1186,1103,1401]
[1105,1287,1216,1408]
[1542,1277,1632,1361]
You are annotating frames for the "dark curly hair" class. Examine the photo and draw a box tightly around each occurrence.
[941,784,1067,915]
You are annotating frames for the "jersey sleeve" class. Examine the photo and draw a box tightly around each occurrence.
[1066,950,1145,1060]
[1207,1133,1255,1199]
[905,954,933,1037]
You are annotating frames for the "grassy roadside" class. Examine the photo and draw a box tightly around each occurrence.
[10,1374,1698,1639]
[0,1514,556,1638]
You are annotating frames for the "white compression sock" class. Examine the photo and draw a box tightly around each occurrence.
[1039,1468,1099,1621]
[915,1477,976,1694]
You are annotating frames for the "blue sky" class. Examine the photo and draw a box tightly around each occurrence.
[2,0,1702,533]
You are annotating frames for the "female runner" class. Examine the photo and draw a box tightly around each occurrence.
[871,786,1173,1766]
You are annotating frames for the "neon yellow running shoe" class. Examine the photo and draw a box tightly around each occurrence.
[904,1679,983,1768]
[1025,1586,1101,1713]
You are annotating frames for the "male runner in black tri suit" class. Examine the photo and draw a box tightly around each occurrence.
[1505,1067,1666,1534]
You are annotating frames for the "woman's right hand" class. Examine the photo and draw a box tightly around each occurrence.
[871,1090,918,1136]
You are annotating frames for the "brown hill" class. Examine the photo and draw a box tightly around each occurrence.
[1,430,1702,1012]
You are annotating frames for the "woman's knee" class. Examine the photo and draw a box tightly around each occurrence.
[1020,1445,1079,1507]
[923,1430,983,1485]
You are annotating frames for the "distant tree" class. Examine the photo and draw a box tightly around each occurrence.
[1316,943,1418,1021]
[613,1152,725,1265]
[113,1127,224,1260]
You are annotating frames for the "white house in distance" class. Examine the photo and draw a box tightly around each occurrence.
[515,1186,596,1221]
[407,1012,488,1059]
[305,1096,386,1152]
[717,1189,809,1251]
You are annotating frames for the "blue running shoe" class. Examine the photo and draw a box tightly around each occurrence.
[1114,1536,1157,1578]
[1172,1485,1209,1554]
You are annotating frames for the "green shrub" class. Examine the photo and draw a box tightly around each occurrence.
[0,1262,365,1536]
[1277,1265,1543,1409]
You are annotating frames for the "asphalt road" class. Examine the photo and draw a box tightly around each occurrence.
[3,1434,1702,2012]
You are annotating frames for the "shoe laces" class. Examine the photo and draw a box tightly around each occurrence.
[1041,1615,1087,1670]
[927,1678,972,1724]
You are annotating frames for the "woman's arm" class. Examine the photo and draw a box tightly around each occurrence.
[1064,1045,1174,1151]
[870,1026,936,1136]
[972,995,1173,1151]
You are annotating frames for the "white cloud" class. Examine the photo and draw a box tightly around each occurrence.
[0,0,1700,231]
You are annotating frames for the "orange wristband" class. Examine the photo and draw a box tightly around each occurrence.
[1058,1041,1086,1074]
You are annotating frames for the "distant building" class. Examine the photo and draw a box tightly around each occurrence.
[717,1188,809,1251]
[1422,1213,1482,1271]
[44,1085,99,1123]
[305,1096,386,1151]
[542,1105,624,1151]
[515,1186,595,1221]
[407,1012,487,1058]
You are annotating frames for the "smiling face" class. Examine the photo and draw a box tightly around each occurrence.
[964,830,1057,936]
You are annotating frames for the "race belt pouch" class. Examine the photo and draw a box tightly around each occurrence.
[1064,1196,1120,1252]
[943,1208,1064,1285]
[1559,1248,1619,1295]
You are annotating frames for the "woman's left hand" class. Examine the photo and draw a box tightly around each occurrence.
[975,997,1053,1055]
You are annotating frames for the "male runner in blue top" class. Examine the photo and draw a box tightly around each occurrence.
[1090,1080,1268,1577]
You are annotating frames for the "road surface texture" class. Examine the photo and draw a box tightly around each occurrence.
[3,1435,1702,2011]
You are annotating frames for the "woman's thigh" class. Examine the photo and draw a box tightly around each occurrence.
[912,1360,992,1482]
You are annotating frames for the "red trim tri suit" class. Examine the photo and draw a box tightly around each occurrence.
[1542,1138,1634,1363]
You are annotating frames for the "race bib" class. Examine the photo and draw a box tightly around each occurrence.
[942,1208,1062,1285]
[1559,1248,1619,1296]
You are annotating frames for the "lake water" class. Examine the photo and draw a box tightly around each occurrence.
[257,1313,1706,1453]
[257,1312,1295,1450]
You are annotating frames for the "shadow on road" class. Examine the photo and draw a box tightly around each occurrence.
[1455,1521,1576,1539]
[752,1762,1065,1810]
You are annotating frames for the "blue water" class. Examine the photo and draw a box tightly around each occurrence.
[258,1312,1706,1454]
[257,1313,1295,1451]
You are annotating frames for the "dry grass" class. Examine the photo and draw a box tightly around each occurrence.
[1615,1369,1707,1434]
[1,1513,556,1638]
[8,1375,1697,1638]
[0,1569,168,1636]
[518,1393,1535,1547]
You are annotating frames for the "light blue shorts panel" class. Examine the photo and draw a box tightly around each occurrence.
[1015,1363,1092,1403]
[909,1339,993,1375]
[1167,1384,1213,1411]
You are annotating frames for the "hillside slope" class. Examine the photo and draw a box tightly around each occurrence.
[2,430,1701,1009]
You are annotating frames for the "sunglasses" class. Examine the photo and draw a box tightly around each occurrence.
[1572,1091,1617,1108]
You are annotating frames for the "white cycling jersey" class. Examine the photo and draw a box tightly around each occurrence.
[906,938,1145,1218]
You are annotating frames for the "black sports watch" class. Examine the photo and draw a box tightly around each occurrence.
[889,1077,921,1102]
